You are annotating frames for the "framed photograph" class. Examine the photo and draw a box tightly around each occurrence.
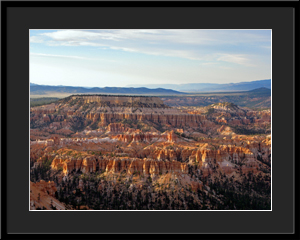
[1,1,299,238]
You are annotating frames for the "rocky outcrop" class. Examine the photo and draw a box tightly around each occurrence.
[30,180,67,210]
[107,123,127,133]
[30,95,214,129]
[30,95,271,210]
[103,157,188,177]
[32,180,57,197]
[72,95,169,108]
[50,153,188,177]
[51,155,97,174]
[87,112,208,128]
[113,130,178,144]
[44,138,264,178]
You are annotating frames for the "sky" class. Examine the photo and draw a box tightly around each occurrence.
[30,29,271,87]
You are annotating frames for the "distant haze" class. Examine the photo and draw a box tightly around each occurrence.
[30,79,271,93]
[30,29,271,87]
[127,79,271,92]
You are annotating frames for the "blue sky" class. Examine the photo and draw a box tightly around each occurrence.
[30,29,271,87]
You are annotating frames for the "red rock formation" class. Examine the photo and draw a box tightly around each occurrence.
[107,123,127,133]
[30,96,271,209]
[30,180,67,210]
[31,106,212,129]
[32,180,57,197]
[103,157,189,177]
[49,152,189,178]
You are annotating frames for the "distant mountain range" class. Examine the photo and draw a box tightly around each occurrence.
[30,79,271,95]
[30,83,185,95]
[127,79,271,92]
[247,87,271,94]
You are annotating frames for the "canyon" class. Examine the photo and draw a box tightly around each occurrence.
[30,95,271,210]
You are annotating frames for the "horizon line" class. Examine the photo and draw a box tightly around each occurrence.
[30,78,271,88]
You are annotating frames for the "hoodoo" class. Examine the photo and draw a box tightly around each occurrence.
[30,94,271,210]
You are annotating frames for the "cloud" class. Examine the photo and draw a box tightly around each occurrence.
[30,52,118,63]
[108,46,202,61]
[29,30,271,86]
[216,54,254,66]
[30,30,270,64]
[201,62,217,66]
[219,66,232,70]
[30,52,92,60]
[32,30,214,47]
[30,35,46,43]
[261,45,271,49]
[40,30,127,45]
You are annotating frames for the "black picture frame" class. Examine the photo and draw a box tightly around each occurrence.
[1,1,299,239]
